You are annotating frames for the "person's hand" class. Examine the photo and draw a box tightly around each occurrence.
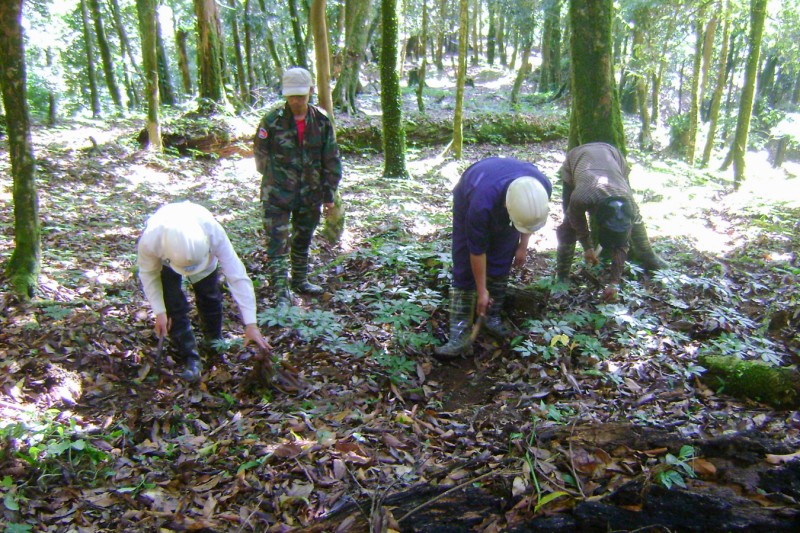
[476,288,492,318]
[513,247,527,268]
[244,324,269,351]
[584,248,599,266]
[322,202,334,218]
[154,313,170,339]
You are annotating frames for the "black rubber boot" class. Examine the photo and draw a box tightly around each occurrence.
[434,288,476,359]
[269,255,295,307]
[194,268,223,356]
[630,222,666,271]
[290,249,324,295]
[171,326,203,383]
[485,276,512,338]
[556,241,576,281]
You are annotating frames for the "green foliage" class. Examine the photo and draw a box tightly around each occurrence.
[656,445,697,489]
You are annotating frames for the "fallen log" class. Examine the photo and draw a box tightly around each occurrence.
[698,353,800,409]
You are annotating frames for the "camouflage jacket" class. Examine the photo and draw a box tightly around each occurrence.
[254,102,342,210]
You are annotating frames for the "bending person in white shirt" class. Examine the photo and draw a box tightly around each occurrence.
[138,201,269,383]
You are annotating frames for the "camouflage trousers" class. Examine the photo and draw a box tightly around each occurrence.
[262,202,322,258]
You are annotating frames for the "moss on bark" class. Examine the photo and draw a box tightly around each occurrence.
[698,354,800,409]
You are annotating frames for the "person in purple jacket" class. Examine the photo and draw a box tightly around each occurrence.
[435,157,552,359]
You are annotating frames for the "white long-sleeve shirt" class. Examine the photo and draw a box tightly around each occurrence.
[137,202,258,325]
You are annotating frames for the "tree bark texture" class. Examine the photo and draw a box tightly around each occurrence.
[194,0,225,106]
[698,354,800,409]
[416,0,428,113]
[136,0,161,150]
[175,28,194,95]
[332,0,371,114]
[568,0,625,151]
[79,0,101,117]
[288,0,309,69]
[453,0,469,159]
[227,0,248,105]
[156,17,176,105]
[88,0,123,111]
[731,0,767,189]
[687,8,704,165]
[379,0,408,178]
[701,0,730,167]
[311,0,333,117]
[0,0,41,300]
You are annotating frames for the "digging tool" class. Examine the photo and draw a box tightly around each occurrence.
[469,314,486,343]
[154,335,166,374]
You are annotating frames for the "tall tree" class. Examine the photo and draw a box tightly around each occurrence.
[687,6,706,165]
[727,0,767,189]
[332,0,372,114]
[510,1,535,105]
[288,0,309,69]
[380,0,408,178]
[539,0,562,93]
[453,0,468,158]
[88,0,124,112]
[416,0,429,113]
[108,0,143,107]
[175,26,194,95]
[0,0,41,299]
[137,0,161,150]
[568,0,625,150]
[156,17,177,105]
[701,0,730,167]
[227,0,248,104]
[194,0,226,108]
[79,0,101,117]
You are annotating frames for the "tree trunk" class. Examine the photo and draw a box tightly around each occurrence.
[88,0,124,112]
[497,10,506,67]
[699,14,718,116]
[416,0,429,113]
[539,0,562,93]
[108,0,142,108]
[380,0,408,178]
[510,37,532,106]
[227,0,248,105]
[156,17,176,106]
[453,0,469,159]
[701,0,730,167]
[175,28,194,95]
[288,0,309,69]
[136,0,161,150]
[486,0,496,65]
[568,0,625,151]
[728,0,767,189]
[631,7,651,150]
[687,8,704,165]
[194,0,226,108]
[0,0,40,300]
[45,48,58,125]
[470,0,479,66]
[243,0,255,104]
[332,0,371,114]
[79,0,101,117]
[434,0,446,71]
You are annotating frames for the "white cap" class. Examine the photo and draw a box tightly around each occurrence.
[506,177,550,233]
[282,67,313,96]
[161,222,211,277]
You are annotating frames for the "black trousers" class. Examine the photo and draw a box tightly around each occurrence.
[161,266,223,357]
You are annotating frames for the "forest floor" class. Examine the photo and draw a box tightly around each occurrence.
[1,65,800,532]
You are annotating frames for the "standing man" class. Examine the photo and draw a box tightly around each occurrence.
[556,142,665,296]
[254,67,343,306]
[138,201,269,383]
[435,157,552,359]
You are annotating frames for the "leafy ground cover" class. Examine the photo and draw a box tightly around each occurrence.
[1,69,800,532]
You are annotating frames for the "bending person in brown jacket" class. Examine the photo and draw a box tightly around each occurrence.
[556,142,665,294]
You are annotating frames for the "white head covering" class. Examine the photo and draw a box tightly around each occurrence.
[506,177,550,233]
[282,67,313,96]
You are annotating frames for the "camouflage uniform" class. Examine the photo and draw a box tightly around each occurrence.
[556,142,664,282]
[254,101,342,300]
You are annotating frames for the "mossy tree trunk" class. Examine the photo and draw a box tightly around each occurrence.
[79,0,101,118]
[453,0,469,159]
[288,0,309,69]
[701,0,730,167]
[156,17,176,106]
[175,27,193,95]
[538,0,562,93]
[728,0,767,190]
[243,0,255,104]
[194,0,226,108]
[0,0,41,300]
[227,0,248,105]
[631,6,652,150]
[333,0,371,114]
[380,0,408,179]
[687,6,705,165]
[416,0,428,114]
[88,0,124,112]
[568,0,625,151]
[136,0,161,150]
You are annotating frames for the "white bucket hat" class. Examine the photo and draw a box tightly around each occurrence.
[282,67,313,96]
[506,177,550,233]
[161,222,211,277]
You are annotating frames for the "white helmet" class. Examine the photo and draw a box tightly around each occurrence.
[505,177,550,233]
[161,221,211,277]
